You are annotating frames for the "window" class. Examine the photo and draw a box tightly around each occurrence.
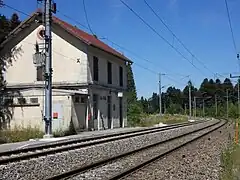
[37,66,45,81]
[18,97,26,104]
[74,96,80,103]
[80,97,85,103]
[107,62,112,84]
[93,56,99,81]
[4,98,13,106]
[119,66,123,87]
[30,98,38,104]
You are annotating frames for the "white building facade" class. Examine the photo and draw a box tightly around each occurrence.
[0,11,131,133]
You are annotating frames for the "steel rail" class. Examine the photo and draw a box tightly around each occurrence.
[109,120,227,180]
[45,120,222,180]
[0,120,205,164]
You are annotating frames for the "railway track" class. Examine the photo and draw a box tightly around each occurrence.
[0,120,205,164]
[45,119,225,180]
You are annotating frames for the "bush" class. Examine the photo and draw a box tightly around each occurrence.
[127,103,143,126]
[167,104,183,115]
[0,126,44,143]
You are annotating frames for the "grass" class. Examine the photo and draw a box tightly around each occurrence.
[0,126,44,144]
[220,144,240,180]
[220,121,240,180]
[137,114,189,127]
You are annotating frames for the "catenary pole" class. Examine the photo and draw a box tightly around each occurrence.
[44,0,53,137]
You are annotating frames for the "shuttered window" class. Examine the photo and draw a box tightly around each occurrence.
[93,56,99,81]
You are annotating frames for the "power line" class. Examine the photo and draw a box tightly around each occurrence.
[224,0,238,53]
[1,3,31,17]
[3,4,189,88]
[82,0,95,35]
[54,9,188,77]
[119,0,206,76]
[56,10,89,31]
[101,37,185,76]
[144,0,215,75]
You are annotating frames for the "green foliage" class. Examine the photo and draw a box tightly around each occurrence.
[126,63,137,105]
[0,126,44,143]
[0,12,22,130]
[166,103,183,115]
[127,103,143,126]
[138,114,188,127]
[53,120,77,137]
[220,144,240,180]
[138,77,240,120]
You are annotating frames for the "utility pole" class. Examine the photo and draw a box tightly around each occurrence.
[43,0,56,138]
[194,96,196,119]
[184,104,187,115]
[202,99,205,117]
[215,94,217,117]
[158,73,165,116]
[188,80,192,119]
[214,74,218,117]
[230,74,240,118]
[226,89,229,120]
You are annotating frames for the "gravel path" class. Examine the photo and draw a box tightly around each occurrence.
[122,121,234,180]
[69,120,224,180]
[0,120,218,180]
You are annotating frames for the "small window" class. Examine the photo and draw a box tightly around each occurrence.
[4,98,13,106]
[80,97,85,103]
[18,97,26,104]
[107,62,112,84]
[37,66,45,81]
[75,96,80,103]
[30,98,38,104]
[93,56,99,81]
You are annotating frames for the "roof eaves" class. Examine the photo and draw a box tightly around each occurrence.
[90,44,132,63]
[52,17,91,45]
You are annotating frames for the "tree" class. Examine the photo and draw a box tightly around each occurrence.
[9,13,21,30]
[126,63,141,125]
[0,12,22,129]
[139,96,148,113]
[126,63,137,105]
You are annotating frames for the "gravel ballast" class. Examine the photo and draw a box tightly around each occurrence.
[122,121,234,180]
[0,120,219,180]
[69,120,225,180]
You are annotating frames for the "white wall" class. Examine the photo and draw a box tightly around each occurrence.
[9,89,72,133]
[88,46,127,89]
[5,24,88,85]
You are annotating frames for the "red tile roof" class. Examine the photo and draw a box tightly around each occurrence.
[52,16,131,62]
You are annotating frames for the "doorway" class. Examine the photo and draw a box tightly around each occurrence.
[107,96,112,129]
[119,97,123,127]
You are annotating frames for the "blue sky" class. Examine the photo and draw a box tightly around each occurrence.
[1,0,240,98]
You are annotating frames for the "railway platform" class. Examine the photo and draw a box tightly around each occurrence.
[0,126,150,153]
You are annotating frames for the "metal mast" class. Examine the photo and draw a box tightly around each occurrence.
[43,0,53,137]
[188,80,192,119]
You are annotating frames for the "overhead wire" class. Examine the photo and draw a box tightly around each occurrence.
[82,0,95,35]
[2,3,196,89]
[1,3,31,17]
[119,0,206,76]
[50,8,190,77]
[224,0,238,54]
[143,0,215,75]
